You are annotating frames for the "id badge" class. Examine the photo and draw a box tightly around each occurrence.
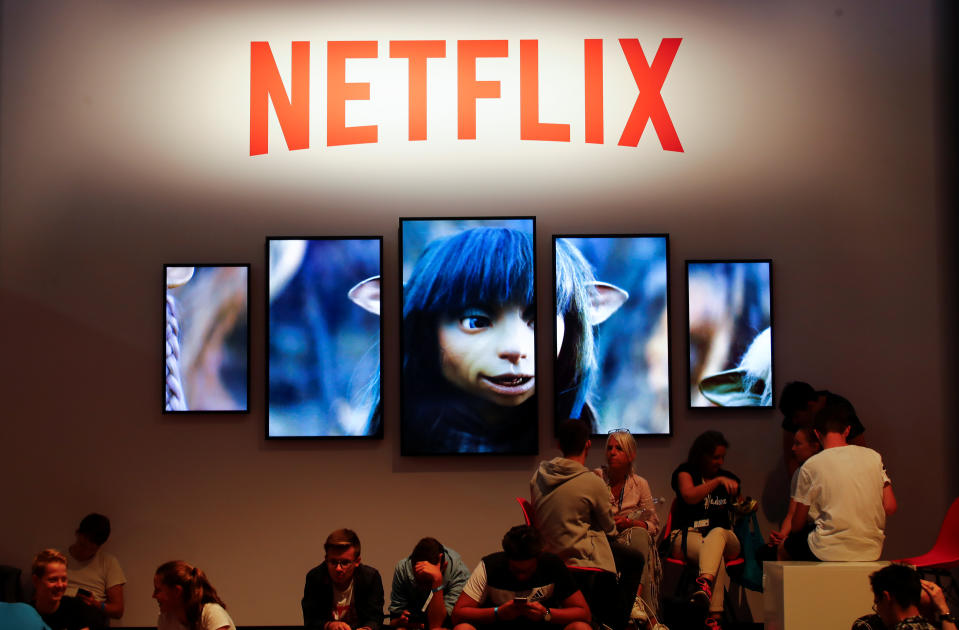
[693,519,709,529]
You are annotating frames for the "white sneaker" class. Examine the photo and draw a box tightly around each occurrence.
[630,596,649,624]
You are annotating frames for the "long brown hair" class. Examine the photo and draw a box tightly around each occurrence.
[155,560,226,630]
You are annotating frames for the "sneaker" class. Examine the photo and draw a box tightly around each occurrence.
[690,575,713,609]
[630,595,649,624]
[704,617,722,630]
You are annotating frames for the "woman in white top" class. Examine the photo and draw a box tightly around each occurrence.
[153,561,235,630]
[594,429,666,630]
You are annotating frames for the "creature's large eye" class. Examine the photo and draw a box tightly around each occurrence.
[460,309,491,330]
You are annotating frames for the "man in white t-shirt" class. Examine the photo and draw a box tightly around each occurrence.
[784,394,897,561]
[66,513,126,624]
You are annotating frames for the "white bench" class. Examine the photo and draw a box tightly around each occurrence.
[763,560,889,630]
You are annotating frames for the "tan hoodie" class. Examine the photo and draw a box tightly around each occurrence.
[529,457,617,572]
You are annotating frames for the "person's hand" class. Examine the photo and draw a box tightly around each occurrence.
[413,560,443,589]
[393,610,418,628]
[614,515,632,530]
[769,530,786,545]
[77,593,98,609]
[920,579,949,614]
[522,601,547,621]
[716,476,739,496]
[497,600,524,621]
[325,621,352,630]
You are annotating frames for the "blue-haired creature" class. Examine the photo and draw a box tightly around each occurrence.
[554,239,629,427]
[350,227,538,454]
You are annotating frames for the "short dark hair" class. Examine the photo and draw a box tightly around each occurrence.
[502,525,542,561]
[77,513,111,546]
[558,418,590,457]
[410,537,444,565]
[324,528,361,555]
[779,381,818,418]
[869,564,921,609]
[813,393,857,436]
[687,430,729,471]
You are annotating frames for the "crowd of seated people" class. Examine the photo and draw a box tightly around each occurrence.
[9,382,937,630]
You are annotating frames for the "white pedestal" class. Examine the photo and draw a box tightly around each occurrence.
[763,561,888,630]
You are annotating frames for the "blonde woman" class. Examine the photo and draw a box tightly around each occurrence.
[594,430,666,630]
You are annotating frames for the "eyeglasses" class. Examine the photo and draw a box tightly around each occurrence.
[327,558,356,568]
[607,428,631,434]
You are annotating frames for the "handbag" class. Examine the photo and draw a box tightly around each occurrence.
[733,511,765,592]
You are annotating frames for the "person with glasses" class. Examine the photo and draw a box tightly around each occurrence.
[852,564,956,630]
[594,429,667,630]
[303,529,384,630]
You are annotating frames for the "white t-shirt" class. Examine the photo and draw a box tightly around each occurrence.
[158,603,235,630]
[792,445,891,561]
[66,549,126,600]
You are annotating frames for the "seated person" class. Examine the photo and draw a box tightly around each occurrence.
[670,431,741,630]
[303,529,384,630]
[779,381,866,476]
[593,429,666,629]
[784,394,896,562]
[390,538,470,630]
[852,564,956,630]
[767,426,821,559]
[67,513,125,622]
[0,601,52,630]
[31,549,98,630]
[451,525,590,630]
[531,418,643,630]
[153,561,235,630]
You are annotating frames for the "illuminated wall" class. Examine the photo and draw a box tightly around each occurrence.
[0,1,952,625]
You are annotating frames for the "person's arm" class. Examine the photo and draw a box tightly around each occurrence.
[593,481,617,537]
[882,482,897,515]
[676,471,738,505]
[388,563,412,627]
[770,499,798,545]
[414,561,446,630]
[102,584,123,619]
[441,555,470,615]
[521,590,590,626]
[790,502,811,534]
[919,579,956,630]
[452,593,523,626]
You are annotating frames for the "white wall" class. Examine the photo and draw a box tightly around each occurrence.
[1,1,954,625]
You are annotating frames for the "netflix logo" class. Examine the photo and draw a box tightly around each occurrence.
[250,38,682,156]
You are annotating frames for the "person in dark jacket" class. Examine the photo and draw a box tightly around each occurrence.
[303,529,384,630]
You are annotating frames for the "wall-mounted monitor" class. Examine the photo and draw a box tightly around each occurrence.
[553,235,671,435]
[400,217,537,455]
[267,238,383,438]
[686,259,773,408]
[164,264,250,413]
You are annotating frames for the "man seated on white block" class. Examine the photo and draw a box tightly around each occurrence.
[783,393,897,561]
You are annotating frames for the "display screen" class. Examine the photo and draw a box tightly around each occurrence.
[400,217,537,455]
[267,238,382,438]
[553,236,671,435]
[164,265,250,413]
[687,260,773,408]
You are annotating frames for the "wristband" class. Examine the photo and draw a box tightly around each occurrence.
[940,612,956,624]
[494,606,498,621]
[431,585,443,593]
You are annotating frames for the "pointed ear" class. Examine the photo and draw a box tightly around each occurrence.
[587,282,629,325]
[348,276,381,316]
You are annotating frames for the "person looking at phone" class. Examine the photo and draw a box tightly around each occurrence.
[66,513,125,623]
[389,538,470,630]
[303,529,385,630]
[31,549,99,630]
[451,525,590,630]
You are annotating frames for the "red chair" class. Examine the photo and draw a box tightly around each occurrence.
[896,497,959,604]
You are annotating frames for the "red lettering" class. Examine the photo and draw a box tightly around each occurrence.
[328,41,378,146]
[520,40,570,142]
[390,40,446,141]
[249,41,310,156]
[584,39,603,145]
[618,38,682,151]
[457,40,508,140]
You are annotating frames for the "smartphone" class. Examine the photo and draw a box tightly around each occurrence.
[77,588,92,598]
[513,597,528,604]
